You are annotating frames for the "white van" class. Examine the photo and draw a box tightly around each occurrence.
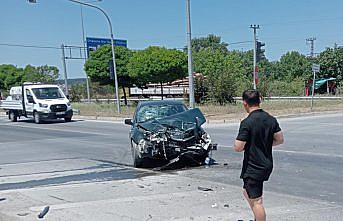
[0,83,73,123]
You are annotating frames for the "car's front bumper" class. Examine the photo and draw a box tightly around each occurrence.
[40,109,73,119]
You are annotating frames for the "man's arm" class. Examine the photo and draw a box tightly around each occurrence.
[273,131,284,146]
[234,140,246,152]
[235,120,249,152]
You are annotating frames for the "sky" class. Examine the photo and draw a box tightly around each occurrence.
[1,0,343,79]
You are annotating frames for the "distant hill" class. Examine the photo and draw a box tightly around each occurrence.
[55,78,87,86]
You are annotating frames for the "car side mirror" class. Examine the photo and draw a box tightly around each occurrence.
[124,118,133,125]
[66,95,70,100]
[195,117,201,127]
[27,96,34,104]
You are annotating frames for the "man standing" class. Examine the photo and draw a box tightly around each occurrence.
[234,90,284,221]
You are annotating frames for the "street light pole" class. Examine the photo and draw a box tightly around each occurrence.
[186,0,195,108]
[80,5,91,103]
[68,0,120,113]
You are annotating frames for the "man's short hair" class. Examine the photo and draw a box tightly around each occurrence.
[242,90,261,106]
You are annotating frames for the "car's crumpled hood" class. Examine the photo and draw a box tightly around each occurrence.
[138,108,206,133]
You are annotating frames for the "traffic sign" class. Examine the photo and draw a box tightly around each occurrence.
[312,64,320,73]
[86,37,127,57]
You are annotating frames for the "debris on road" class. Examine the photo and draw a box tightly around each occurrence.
[38,206,50,219]
[224,204,230,208]
[211,203,218,208]
[204,157,216,166]
[145,214,153,221]
[197,186,213,191]
[17,212,29,217]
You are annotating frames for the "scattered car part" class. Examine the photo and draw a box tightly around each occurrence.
[38,206,50,219]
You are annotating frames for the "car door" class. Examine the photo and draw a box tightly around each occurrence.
[25,89,34,115]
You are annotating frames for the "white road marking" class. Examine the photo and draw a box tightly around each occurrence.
[274,149,343,158]
[1,123,114,136]
[219,145,343,158]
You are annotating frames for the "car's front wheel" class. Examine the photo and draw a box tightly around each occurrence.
[34,112,41,124]
[131,140,144,168]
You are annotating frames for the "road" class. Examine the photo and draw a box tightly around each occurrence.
[0,112,342,220]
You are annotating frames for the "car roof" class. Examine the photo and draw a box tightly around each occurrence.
[25,84,60,89]
[137,100,186,108]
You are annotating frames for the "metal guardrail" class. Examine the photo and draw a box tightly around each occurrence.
[78,96,342,103]
[234,96,343,101]
[79,97,184,103]
[268,96,343,100]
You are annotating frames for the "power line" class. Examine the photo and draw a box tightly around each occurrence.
[261,16,343,27]
[0,43,60,50]
[228,40,253,45]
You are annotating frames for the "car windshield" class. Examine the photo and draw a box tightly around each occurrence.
[32,87,64,99]
[136,104,187,123]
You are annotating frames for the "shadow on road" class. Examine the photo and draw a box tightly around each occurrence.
[16,119,84,124]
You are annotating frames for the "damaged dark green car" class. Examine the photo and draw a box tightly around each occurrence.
[124,101,217,169]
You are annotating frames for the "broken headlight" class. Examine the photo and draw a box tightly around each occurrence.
[201,133,212,150]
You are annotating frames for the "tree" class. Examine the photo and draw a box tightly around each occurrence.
[318,46,343,82]
[275,51,311,80]
[84,45,134,105]
[193,49,245,104]
[0,65,23,90]
[128,46,187,99]
[186,34,229,54]
[22,65,59,83]
[0,64,59,93]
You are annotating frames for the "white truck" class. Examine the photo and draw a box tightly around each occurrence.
[0,83,73,123]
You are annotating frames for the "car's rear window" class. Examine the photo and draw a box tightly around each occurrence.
[136,104,187,123]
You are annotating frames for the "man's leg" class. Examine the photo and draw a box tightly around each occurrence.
[243,188,254,210]
[250,196,266,221]
[243,179,266,221]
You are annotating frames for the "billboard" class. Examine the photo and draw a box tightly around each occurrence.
[86,37,127,57]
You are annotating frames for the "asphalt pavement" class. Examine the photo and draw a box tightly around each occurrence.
[0,112,342,220]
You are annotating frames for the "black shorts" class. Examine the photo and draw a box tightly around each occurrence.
[243,178,264,199]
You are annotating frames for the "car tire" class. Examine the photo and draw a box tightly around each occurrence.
[9,111,17,122]
[34,112,41,124]
[64,117,72,122]
[131,140,144,168]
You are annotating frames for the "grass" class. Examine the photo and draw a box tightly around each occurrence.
[199,99,343,122]
[72,103,136,118]
[72,99,343,121]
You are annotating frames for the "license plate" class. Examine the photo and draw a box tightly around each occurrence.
[56,112,65,115]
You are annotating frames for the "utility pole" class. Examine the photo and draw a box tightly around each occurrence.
[250,24,260,90]
[186,0,195,108]
[306,37,317,110]
[306,37,316,58]
[61,44,69,96]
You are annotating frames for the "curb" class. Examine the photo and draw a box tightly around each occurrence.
[275,110,343,119]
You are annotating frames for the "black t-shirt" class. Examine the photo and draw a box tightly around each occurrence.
[236,109,281,181]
